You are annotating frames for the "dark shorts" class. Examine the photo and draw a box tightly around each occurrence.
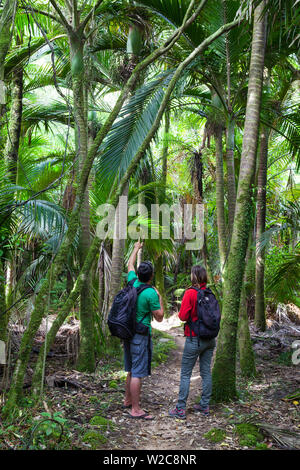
[123,333,153,378]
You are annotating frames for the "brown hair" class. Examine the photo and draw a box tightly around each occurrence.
[191,265,207,285]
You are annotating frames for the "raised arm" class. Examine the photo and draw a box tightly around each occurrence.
[127,241,143,273]
[152,288,164,322]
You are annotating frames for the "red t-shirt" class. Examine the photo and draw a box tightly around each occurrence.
[179,283,206,337]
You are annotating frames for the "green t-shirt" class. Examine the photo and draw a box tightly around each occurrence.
[127,271,160,334]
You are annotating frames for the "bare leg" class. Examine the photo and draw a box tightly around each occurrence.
[124,372,132,406]
[130,377,153,418]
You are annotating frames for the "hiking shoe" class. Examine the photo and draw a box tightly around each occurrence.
[193,404,209,415]
[169,407,186,420]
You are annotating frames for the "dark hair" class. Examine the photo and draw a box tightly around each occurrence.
[191,265,207,285]
[137,261,153,283]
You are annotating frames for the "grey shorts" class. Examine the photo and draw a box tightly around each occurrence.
[123,333,153,378]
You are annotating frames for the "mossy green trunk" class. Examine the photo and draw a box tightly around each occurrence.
[0,0,17,149]
[69,35,95,372]
[108,184,129,310]
[226,117,236,243]
[254,126,269,331]
[98,246,104,315]
[215,127,227,272]
[0,1,16,79]
[212,2,266,402]
[238,287,256,377]
[0,259,7,347]
[238,238,256,377]
[155,110,170,316]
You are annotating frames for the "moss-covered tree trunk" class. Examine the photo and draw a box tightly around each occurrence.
[5,68,23,182]
[108,183,129,311]
[0,259,8,352]
[238,236,256,377]
[226,117,236,242]
[254,126,269,331]
[98,245,105,316]
[0,0,17,123]
[69,34,95,372]
[155,109,170,316]
[3,66,23,322]
[212,1,266,402]
[215,126,227,272]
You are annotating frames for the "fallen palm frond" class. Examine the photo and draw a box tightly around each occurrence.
[254,422,300,450]
[234,415,300,450]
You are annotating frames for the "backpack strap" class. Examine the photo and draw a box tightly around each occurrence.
[136,284,153,295]
[135,284,154,325]
[186,286,204,343]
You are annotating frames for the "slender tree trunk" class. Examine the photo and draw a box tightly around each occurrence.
[223,2,236,244]
[3,69,23,326]
[156,109,170,316]
[0,260,7,349]
[212,1,267,402]
[108,183,129,310]
[69,35,95,372]
[226,117,236,242]
[254,126,269,331]
[0,0,17,124]
[98,246,104,315]
[193,154,214,285]
[4,69,23,182]
[137,181,145,267]
[215,126,227,272]
[238,234,256,377]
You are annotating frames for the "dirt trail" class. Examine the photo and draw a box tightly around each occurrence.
[105,323,299,451]
[113,328,216,450]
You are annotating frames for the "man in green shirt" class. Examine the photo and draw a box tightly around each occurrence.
[123,241,164,420]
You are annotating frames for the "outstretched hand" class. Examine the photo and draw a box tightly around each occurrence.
[134,240,143,251]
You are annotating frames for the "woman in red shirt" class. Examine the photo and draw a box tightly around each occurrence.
[169,266,216,419]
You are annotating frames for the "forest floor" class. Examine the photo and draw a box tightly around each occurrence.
[0,313,300,450]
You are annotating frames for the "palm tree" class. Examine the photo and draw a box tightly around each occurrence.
[0,0,17,98]
[212,0,267,401]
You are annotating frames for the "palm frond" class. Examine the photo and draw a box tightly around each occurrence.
[95,70,174,198]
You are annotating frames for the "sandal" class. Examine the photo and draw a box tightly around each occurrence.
[128,413,154,420]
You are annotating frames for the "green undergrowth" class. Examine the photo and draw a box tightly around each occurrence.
[234,423,264,448]
[82,415,115,449]
[151,328,176,368]
[203,428,226,443]
[0,401,76,450]
[82,430,108,449]
[89,415,114,429]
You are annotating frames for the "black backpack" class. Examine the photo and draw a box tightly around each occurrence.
[186,287,221,339]
[107,279,153,340]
